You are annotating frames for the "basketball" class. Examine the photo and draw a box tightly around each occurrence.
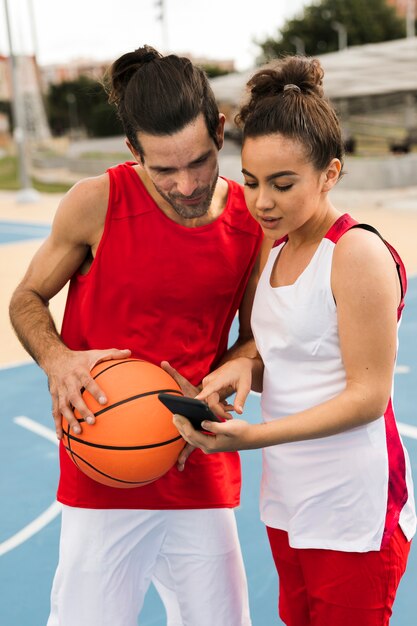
[61,359,185,488]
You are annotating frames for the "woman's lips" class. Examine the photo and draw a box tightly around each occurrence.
[259,216,281,229]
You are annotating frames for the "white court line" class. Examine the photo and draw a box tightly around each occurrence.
[398,422,417,440]
[0,360,32,371]
[0,224,50,235]
[13,415,59,445]
[0,417,61,557]
[0,501,62,557]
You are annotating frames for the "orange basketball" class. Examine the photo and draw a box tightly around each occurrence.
[61,359,185,488]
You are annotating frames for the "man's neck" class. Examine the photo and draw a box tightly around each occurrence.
[133,165,229,228]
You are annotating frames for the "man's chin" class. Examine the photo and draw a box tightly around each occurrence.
[170,201,210,219]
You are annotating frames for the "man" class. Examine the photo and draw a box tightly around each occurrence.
[9,45,263,626]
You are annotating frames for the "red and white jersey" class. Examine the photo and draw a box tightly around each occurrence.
[251,213,416,552]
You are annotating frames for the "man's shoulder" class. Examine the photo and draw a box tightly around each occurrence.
[66,172,110,206]
[222,176,242,193]
[54,173,110,241]
[222,177,262,238]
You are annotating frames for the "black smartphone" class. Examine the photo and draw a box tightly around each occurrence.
[158,393,222,431]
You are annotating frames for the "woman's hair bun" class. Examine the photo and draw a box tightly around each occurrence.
[247,56,324,102]
[236,54,344,175]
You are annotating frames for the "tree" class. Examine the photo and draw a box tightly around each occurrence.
[200,64,233,79]
[46,76,122,138]
[257,0,406,62]
[0,101,12,133]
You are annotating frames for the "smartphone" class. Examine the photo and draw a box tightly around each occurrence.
[158,393,222,431]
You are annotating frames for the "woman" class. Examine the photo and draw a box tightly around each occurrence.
[173,56,416,625]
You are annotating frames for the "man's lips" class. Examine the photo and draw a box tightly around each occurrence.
[177,193,205,205]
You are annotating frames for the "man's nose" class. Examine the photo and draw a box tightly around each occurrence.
[175,171,198,197]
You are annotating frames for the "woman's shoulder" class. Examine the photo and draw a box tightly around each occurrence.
[334,225,395,266]
[332,226,401,304]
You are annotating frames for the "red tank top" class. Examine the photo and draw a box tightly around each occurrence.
[58,162,263,509]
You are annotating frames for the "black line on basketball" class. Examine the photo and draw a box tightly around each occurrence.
[62,445,167,485]
[62,425,183,450]
[91,388,182,418]
[63,430,79,472]
[75,389,182,423]
[91,359,146,380]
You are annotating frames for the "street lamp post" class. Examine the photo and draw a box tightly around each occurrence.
[66,93,79,140]
[155,0,169,51]
[290,36,306,56]
[331,21,348,51]
[3,0,39,203]
[406,0,416,38]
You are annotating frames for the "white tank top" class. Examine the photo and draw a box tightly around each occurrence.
[251,214,416,552]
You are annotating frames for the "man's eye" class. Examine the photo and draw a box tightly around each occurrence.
[190,157,208,168]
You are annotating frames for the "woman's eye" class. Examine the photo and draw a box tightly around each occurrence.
[243,181,257,188]
[274,184,293,192]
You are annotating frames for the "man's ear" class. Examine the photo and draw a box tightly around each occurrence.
[322,158,342,192]
[125,138,144,165]
[216,114,226,150]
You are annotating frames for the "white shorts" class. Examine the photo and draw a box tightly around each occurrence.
[47,506,251,626]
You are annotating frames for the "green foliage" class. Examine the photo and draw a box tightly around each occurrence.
[0,155,18,189]
[45,75,123,138]
[87,101,123,137]
[0,101,12,131]
[0,156,71,192]
[257,0,407,61]
[200,64,233,78]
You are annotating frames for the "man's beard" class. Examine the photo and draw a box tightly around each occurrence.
[154,167,219,220]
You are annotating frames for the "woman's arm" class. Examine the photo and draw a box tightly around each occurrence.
[174,228,401,453]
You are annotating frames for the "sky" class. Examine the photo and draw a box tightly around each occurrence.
[1,0,308,71]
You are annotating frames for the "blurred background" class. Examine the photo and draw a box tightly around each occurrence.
[1,2,417,625]
[0,0,417,626]
[0,0,416,196]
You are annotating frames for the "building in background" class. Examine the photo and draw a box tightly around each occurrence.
[40,58,111,89]
[211,37,417,155]
[388,0,416,36]
[387,0,417,16]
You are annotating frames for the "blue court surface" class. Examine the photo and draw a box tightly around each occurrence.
[0,221,51,244]
[1,274,417,624]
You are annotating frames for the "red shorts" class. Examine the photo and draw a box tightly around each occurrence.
[266,525,411,626]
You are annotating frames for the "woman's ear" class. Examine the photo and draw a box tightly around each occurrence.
[322,158,342,192]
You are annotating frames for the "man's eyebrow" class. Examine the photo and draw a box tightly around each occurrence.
[150,151,212,173]
[242,168,297,180]
[150,164,176,173]
[189,150,211,165]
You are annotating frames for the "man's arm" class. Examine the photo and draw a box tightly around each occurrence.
[9,175,130,438]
